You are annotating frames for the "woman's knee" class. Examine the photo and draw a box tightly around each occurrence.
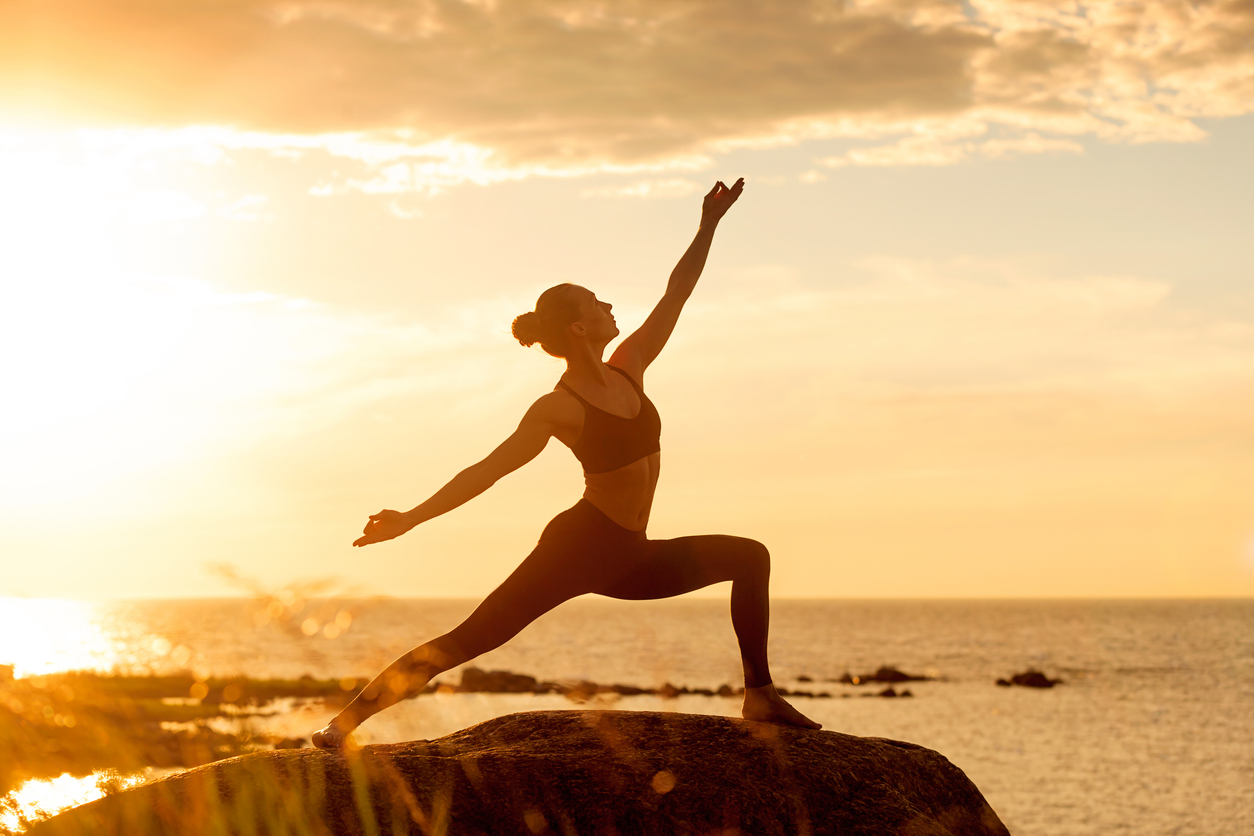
[740,538,771,579]
[704,535,769,581]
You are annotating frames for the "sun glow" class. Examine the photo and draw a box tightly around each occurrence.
[0,599,117,677]
[0,127,338,510]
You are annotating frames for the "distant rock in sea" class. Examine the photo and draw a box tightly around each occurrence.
[458,667,542,693]
[837,666,932,685]
[31,710,1010,836]
[452,666,760,700]
[996,670,1063,688]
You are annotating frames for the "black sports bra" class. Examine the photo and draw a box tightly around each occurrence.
[557,366,662,474]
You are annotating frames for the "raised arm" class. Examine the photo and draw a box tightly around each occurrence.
[611,177,744,376]
[353,394,568,547]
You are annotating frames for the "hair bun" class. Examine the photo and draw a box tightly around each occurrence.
[511,311,542,347]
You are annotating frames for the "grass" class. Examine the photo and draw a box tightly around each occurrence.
[0,669,347,801]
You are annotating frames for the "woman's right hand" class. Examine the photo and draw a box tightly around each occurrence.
[700,177,744,225]
[353,509,414,547]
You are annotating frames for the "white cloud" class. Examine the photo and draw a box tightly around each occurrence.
[822,134,972,168]
[581,178,703,199]
[673,256,1250,400]
[1,0,1248,177]
[123,188,205,224]
[978,131,1084,159]
[217,194,272,222]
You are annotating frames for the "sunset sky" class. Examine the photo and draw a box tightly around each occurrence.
[1,0,1251,600]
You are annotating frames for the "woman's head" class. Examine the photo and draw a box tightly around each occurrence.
[513,284,616,357]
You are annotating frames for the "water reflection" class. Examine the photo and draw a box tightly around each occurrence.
[0,599,119,677]
[0,770,149,833]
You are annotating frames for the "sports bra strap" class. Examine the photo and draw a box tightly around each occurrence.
[607,364,643,391]
[556,365,662,474]
[558,366,640,401]
[556,379,586,403]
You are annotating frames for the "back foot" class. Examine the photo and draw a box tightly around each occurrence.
[742,683,822,730]
[312,720,353,751]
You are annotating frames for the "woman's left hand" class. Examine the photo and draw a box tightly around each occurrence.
[353,509,413,547]
[701,178,744,224]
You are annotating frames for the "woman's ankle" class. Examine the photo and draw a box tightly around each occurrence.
[330,712,360,734]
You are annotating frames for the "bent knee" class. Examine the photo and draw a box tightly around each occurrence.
[736,538,770,578]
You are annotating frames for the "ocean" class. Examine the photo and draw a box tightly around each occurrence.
[2,597,1251,834]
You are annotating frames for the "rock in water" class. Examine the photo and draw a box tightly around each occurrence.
[32,710,1010,836]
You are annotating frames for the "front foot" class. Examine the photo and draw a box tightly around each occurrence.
[312,720,354,751]
[742,683,822,730]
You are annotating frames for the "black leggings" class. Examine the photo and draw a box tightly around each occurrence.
[440,499,774,687]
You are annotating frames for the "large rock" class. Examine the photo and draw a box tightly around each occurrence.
[32,710,1010,835]
[995,671,1062,689]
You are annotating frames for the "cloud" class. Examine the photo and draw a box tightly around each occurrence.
[581,178,702,199]
[2,0,1250,176]
[977,131,1084,159]
[672,256,1253,400]
[821,132,973,167]
[0,265,543,508]
[216,193,271,221]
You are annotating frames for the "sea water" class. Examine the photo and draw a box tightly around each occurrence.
[2,597,1251,835]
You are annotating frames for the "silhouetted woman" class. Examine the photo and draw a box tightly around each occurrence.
[313,178,818,749]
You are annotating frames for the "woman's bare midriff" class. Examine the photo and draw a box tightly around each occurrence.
[582,452,661,531]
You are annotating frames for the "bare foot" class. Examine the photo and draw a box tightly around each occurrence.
[311,720,353,750]
[741,683,822,729]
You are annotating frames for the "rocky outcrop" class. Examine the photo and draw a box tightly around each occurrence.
[996,670,1063,688]
[838,667,932,685]
[453,667,735,699]
[33,710,1010,836]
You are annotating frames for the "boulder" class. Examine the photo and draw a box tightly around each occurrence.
[32,710,1010,836]
[458,667,540,694]
[1004,670,1062,688]
[838,667,931,685]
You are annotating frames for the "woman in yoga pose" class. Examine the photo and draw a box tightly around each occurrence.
[312,178,818,749]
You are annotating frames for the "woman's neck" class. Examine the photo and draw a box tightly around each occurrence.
[563,345,611,385]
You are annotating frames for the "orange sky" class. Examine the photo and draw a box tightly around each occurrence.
[1,1,1252,599]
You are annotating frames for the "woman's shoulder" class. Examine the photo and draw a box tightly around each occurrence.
[534,386,585,423]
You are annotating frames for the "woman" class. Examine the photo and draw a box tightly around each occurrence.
[313,178,818,749]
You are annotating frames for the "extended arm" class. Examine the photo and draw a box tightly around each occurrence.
[611,178,744,375]
[353,396,562,547]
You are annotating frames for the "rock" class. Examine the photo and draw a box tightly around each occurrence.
[557,681,601,702]
[798,674,813,683]
[837,667,931,685]
[869,667,925,683]
[31,710,1009,836]
[1005,670,1062,688]
[459,667,539,693]
[607,683,651,696]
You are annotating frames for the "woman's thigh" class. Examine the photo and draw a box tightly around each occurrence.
[443,525,605,657]
[598,534,768,601]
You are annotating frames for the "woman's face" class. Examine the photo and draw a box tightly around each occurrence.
[574,286,618,343]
